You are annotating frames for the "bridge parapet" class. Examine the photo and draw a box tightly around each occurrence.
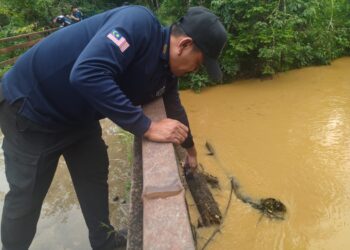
[127,98,195,250]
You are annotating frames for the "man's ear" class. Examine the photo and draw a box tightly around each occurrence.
[178,37,194,55]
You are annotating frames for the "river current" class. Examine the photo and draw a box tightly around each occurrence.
[181,57,350,250]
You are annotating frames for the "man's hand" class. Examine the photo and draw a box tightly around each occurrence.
[185,146,198,168]
[143,118,189,145]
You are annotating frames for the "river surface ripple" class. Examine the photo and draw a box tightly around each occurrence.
[181,57,350,250]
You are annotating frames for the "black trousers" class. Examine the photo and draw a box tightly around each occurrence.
[0,100,117,250]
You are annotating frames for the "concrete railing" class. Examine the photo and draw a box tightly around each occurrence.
[127,98,195,250]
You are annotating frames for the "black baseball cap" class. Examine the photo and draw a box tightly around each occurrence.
[179,6,227,82]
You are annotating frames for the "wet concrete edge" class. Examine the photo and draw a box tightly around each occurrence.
[126,136,143,250]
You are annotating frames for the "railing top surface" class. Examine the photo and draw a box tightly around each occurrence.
[140,98,195,250]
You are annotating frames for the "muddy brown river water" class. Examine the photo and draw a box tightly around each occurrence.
[181,57,350,250]
[0,57,350,249]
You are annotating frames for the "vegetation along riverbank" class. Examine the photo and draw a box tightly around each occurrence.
[1,0,350,90]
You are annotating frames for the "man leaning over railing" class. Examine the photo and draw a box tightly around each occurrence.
[0,5,226,250]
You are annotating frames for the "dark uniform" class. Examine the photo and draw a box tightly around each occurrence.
[72,9,83,22]
[0,5,193,250]
[54,15,73,27]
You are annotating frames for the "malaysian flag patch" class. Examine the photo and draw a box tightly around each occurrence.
[107,30,130,53]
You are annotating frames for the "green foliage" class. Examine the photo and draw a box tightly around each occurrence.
[212,0,350,81]
[179,69,210,93]
[116,130,134,165]
[0,65,11,78]
[0,0,122,73]
[158,0,350,89]
[156,0,187,25]
[1,0,350,91]
[124,180,131,197]
[0,13,10,27]
[0,0,125,31]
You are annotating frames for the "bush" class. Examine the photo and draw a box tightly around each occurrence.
[159,0,350,90]
[1,0,350,91]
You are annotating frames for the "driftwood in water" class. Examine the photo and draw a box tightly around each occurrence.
[184,165,222,226]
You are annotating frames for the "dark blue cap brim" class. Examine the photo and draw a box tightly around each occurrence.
[203,56,223,83]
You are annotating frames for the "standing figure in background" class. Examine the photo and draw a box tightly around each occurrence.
[53,15,72,28]
[67,6,83,23]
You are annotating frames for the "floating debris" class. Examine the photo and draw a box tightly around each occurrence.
[205,141,215,155]
[230,177,287,220]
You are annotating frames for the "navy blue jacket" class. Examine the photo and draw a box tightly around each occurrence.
[2,6,193,148]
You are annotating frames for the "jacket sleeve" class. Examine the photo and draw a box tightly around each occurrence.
[69,8,154,136]
[163,79,194,148]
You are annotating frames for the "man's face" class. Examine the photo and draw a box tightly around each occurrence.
[169,37,204,77]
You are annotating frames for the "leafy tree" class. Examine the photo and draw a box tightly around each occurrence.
[1,0,350,89]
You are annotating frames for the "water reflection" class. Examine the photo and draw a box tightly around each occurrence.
[310,100,347,148]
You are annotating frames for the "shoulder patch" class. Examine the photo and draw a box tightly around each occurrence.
[107,30,130,53]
